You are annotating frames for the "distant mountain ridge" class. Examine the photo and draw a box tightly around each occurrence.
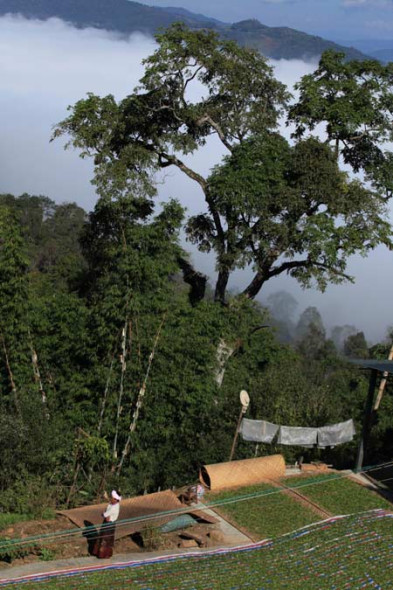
[336,38,393,63]
[369,48,393,63]
[0,0,368,61]
[162,6,225,26]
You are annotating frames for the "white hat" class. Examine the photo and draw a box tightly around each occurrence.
[111,490,122,501]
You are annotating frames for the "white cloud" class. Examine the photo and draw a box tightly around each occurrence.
[367,18,393,30]
[0,15,156,209]
[1,15,392,342]
[342,0,392,6]
[343,0,369,5]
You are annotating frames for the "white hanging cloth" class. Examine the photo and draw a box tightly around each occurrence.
[317,419,356,448]
[240,418,356,448]
[240,419,279,443]
[277,425,318,447]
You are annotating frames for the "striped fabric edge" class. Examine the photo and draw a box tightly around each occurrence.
[0,509,390,586]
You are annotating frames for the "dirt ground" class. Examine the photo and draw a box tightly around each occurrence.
[0,516,220,571]
[0,516,93,569]
[1,472,333,571]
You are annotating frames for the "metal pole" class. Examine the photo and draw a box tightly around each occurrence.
[355,369,378,472]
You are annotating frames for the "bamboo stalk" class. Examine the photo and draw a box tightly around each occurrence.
[66,429,85,506]
[28,332,49,418]
[117,312,167,475]
[97,355,115,436]
[112,319,128,460]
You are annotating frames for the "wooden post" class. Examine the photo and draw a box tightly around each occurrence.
[228,390,250,462]
[355,369,378,472]
[373,344,393,411]
[229,406,246,462]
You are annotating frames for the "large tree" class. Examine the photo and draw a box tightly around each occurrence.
[54,26,393,305]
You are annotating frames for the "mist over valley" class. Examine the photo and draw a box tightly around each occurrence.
[1,15,392,343]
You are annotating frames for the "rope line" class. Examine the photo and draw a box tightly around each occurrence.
[0,460,391,551]
[1,510,392,587]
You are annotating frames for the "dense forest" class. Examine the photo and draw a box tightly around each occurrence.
[1,25,393,516]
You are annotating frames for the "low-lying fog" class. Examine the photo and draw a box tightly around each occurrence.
[1,15,392,343]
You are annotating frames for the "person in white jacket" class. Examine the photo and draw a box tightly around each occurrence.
[92,490,122,558]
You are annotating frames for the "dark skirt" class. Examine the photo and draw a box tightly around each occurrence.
[92,520,116,559]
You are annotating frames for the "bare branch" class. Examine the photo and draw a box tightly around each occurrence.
[157,151,226,248]
[242,258,352,300]
[267,258,352,281]
[196,114,233,152]
[183,65,204,92]
[158,152,207,190]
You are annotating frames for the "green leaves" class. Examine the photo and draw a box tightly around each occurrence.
[141,23,289,146]
[189,134,392,297]
[54,30,393,304]
[289,51,393,190]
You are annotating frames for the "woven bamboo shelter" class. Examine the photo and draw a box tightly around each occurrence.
[58,490,216,540]
[200,454,285,491]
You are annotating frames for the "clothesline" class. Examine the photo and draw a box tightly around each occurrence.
[240,418,356,448]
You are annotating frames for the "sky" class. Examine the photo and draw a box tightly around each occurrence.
[141,0,393,43]
[1,14,393,343]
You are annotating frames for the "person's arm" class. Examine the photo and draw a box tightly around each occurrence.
[102,504,113,521]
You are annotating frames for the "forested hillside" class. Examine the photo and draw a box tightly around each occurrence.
[0,26,393,516]
[0,195,393,512]
[0,0,367,61]
[0,191,392,515]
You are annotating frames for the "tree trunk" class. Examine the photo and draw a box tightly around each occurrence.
[97,356,115,436]
[242,271,265,300]
[214,267,230,304]
[30,345,49,418]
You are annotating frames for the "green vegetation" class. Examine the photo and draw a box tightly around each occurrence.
[17,512,393,589]
[208,476,392,540]
[38,547,56,562]
[207,475,392,543]
[0,513,31,530]
[285,474,393,515]
[0,539,38,563]
[209,484,317,538]
[0,26,392,517]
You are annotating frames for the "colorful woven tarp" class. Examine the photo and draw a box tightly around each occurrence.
[1,510,391,588]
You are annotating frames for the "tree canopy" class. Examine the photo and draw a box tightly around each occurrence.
[54,26,393,306]
[288,51,393,196]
